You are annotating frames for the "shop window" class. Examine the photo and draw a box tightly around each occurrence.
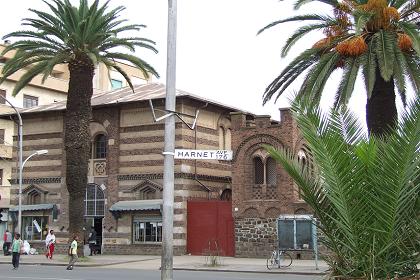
[85,184,105,217]
[22,216,48,241]
[133,216,162,243]
[94,134,107,159]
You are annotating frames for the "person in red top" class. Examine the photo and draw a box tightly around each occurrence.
[3,229,12,256]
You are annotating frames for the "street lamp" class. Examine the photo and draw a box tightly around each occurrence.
[18,149,48,234]
[0,96,23,235]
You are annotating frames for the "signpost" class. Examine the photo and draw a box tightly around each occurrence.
[174,149,233,160]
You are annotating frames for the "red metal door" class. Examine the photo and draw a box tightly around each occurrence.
[187,200,234,256]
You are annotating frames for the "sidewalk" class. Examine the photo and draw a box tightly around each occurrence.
[0,254,328,275]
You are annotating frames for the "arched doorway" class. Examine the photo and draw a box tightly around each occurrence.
[84,184,105,254]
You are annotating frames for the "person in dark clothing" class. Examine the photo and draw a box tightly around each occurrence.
[87,227,97,256]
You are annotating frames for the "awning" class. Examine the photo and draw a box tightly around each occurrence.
[9,204,55,212]
[109,199,162,212]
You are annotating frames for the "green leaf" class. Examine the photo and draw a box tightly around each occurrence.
[334,56,360,108]
[374,30,395,81]
[361,40,377,98]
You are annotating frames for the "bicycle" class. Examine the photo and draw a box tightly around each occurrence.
[266,249,293,269]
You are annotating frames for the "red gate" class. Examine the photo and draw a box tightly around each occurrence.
[187,200,234,256]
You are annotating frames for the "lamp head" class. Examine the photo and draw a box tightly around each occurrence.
[36,149,48,155]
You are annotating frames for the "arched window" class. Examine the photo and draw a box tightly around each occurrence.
[253,157,264,184]
[266,157,277,185]
[85,184,105,217]
[27,189,41,204]
[94,134,107,159]
[220,189,232,201]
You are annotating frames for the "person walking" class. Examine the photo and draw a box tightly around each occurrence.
[3,229,12,256]
[45,230,56,259]
[87,227,97,256]
[11,233,23,270]
[67,235,78,270]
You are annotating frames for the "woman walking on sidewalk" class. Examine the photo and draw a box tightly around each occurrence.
[11,233,23,270]
[67,235,78,270]
[45,230,56,259]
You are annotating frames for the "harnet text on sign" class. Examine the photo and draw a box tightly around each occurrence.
[174,149,233,160]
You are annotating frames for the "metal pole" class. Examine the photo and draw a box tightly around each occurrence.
[0,96,23,235]
[161,0,177,279]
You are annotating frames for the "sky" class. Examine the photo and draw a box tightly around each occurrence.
[0,0,412,123]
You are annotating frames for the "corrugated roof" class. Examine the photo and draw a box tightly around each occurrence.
[109,199,162,212]
[1,83,248,116]
[9,203,55,212]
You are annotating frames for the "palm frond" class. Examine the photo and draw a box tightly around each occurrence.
[266,98,420,278]
[334,56,360,108]
[281,22,337,57]
[257,14,332,35]
[103,52,159,78]
[403,53,420,95]
[374,30,396,81]
[293,0,339,10]
[263,49,320,104]
[393,47,407,105]
[360,39,377,98]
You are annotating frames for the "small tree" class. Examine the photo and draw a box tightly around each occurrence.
[265,99,419,279]
[0,0,158,249]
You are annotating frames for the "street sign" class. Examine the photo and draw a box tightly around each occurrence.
[174,149,233,160]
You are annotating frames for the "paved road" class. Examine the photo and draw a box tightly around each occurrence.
[0,264,323,280]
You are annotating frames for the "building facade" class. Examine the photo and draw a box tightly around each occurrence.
[1,81,311,257]
[0,42,150,239]
[230,110,312,258]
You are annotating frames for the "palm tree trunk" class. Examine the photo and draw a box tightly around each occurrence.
[366,69,397,137]
[65,58,94,256]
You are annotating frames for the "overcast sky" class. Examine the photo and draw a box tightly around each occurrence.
[0,0,413,123]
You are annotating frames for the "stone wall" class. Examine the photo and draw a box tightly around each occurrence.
[235,217,277,258]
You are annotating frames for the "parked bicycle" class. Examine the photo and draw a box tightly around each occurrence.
[266,249,292,269]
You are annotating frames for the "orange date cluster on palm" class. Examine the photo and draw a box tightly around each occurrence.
[359,0,400,31]
[336,36,367,56]
[398,33,413,52]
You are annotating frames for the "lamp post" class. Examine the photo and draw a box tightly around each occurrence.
[0,96,23,235]
[19,149,48,233]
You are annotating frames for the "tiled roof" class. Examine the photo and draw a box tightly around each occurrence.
[9,203,55,212]
[2,83,247,116]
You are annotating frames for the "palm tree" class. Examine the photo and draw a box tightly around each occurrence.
[265,99,420,279]
[0,0,158,244]
[258,0,419,136]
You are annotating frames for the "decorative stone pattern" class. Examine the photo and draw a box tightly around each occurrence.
[231,110,312,258]
[235,218,277,257]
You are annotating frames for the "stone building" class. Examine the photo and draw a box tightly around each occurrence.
[1,82,311,257]
[0,42,150,239]
[2,83,237,255]
[230,110,312,258]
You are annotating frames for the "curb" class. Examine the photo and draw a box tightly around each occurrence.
[173,267,327,276]
[0,257,160,268]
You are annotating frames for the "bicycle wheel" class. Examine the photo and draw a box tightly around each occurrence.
[266,255,276,270]
[279,252,292,267]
